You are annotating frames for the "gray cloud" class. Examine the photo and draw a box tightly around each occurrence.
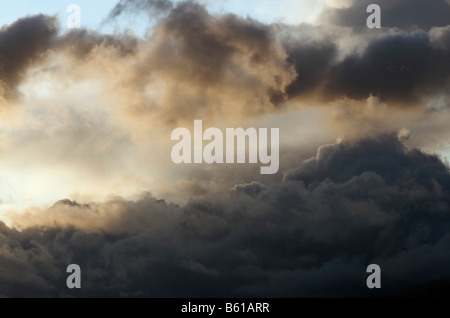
[323,29,450,102]
[282,25,450,103]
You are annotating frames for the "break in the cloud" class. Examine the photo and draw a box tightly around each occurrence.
[0,0,448,297]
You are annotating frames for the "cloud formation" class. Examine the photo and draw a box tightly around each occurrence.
[0,0,449,298]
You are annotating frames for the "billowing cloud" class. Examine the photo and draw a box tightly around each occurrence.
[2,133,449,297]
[125,1,297,124]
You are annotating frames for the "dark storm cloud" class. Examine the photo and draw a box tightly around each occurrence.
[279,0,450,103]
[0,15,58,99]
[283,26,450,103]
[323,29,450,102]
[4,133,450,297]
[319,0,450,30]
[285,133,450,190]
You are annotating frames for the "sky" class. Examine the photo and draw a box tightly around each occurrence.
[0,0,449,298]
